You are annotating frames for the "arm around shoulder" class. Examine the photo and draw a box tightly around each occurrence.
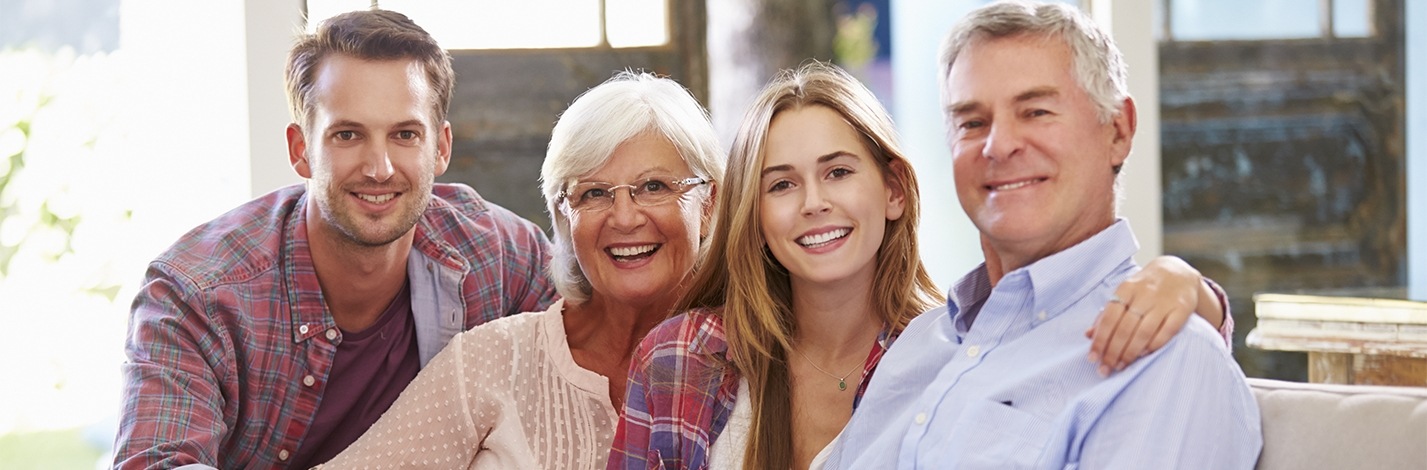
[493,206,559,315]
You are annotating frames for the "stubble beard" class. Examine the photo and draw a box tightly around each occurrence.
[318,176,432,249]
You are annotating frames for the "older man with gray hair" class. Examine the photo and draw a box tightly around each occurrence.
[823,1,1261,468]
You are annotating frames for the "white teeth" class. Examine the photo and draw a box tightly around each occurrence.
[797,228,850,247]
[358,193,395,204]
[992,180,1038,191]
[610,244,657,257]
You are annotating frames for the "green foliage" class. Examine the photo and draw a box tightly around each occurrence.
[833,2,881,69]
[0,48,133,443]
[0,427,105,469]
[0,49,123,282]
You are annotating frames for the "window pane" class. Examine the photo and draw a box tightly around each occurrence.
[1171,0,1320,40]
[307,1,604,49]
[1334,0,1371,38]
[606,0,668,48]
[381,0,601,49]
[1160,2,1408,381]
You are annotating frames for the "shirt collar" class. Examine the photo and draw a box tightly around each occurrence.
[282,191,467,344]
[688,308,729,357]
[1024,219,1138,318]
[284,193,331,344]
[947,264,993,337]
[946,219,1139,335]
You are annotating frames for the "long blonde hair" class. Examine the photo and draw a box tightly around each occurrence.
[674,61,942,469]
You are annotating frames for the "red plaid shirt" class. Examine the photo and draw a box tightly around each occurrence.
[608,308,890,470]
[113,184,557,469]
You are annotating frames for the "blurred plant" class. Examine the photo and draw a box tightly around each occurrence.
[833,2,880,69]
[0,47,136,439]
[1,49,124,290]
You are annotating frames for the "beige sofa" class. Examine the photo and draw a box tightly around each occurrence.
[1248,377,1427,469]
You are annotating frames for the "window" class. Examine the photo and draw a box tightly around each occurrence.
[305,0,669,49]
[1162,0,1371,41]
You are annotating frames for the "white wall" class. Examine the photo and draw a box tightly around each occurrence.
[119,0,302,259]
[1089,0,1163,265]
[245,0,305,197]
[890,0,986,290]
[120,0,253,247]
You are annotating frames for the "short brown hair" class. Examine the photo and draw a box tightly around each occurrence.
[285,9,455,128]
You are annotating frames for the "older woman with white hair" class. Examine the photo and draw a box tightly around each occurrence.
[316,71,724,469]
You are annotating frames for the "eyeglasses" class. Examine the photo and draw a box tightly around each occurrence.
[559,176,709,212]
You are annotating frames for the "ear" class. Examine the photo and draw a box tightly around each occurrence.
[434,121,453,176]
[884,161,908,221]
[699,182,718,239]
[287,123,312,179]
[1108,97,1137,170]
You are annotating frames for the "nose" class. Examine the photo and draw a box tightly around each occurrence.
[800,181,832,216]
[363,141,396,182]
[982,119,1024,161]
[607,188,648,232]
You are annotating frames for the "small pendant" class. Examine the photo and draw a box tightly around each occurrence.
[838,378,848,391]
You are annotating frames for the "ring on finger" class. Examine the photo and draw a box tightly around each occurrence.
[1108,296,1125,305]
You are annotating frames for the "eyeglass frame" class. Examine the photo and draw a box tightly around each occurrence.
[557,176,711,213]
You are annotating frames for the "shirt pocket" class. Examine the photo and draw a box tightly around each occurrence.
[936,398,1054,469]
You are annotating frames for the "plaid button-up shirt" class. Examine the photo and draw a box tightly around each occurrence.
[113,183,557,469]
[608,308,890,470]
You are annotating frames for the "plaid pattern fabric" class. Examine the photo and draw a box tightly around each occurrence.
[608,308,891,470]
[113,183,557,470]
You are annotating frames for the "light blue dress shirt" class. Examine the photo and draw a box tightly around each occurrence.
[825,220,1261,469]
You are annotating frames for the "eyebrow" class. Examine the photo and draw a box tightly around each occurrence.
[577,166,679,184]
[760,151,857,178]
[325,119,427,131]
[1013,87,1060,103]
[946,86,1061,116]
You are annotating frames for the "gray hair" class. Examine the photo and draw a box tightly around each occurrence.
[539,71,725,303]
[938,1,1129,123]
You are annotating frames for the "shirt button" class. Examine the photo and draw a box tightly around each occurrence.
[278,449,290,461]
[303,375,316,387]
[1037,311,1047,321]
[966,345,981,357]
[325,329,338,341]
[914,413,928,425]
[298,325,309,335]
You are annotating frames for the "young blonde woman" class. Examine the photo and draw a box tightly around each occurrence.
[608,62,1232,469]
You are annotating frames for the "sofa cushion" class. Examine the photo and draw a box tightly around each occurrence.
[1249,377,1427,470]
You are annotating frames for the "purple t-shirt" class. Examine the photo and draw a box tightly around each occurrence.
[289,280,421,468]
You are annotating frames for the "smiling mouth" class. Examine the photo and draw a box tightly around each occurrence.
[797,228,850,248]
[988,178,1047,191]
[356,193,397,204]
[608,244,659,261]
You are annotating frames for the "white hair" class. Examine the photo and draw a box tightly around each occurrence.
[539,71,725,303]
[937,0,1129,123]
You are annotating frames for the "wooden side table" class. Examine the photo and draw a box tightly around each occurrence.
[1248,293,1427,387]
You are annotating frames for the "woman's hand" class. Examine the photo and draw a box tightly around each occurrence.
[1085,255,1225,376]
